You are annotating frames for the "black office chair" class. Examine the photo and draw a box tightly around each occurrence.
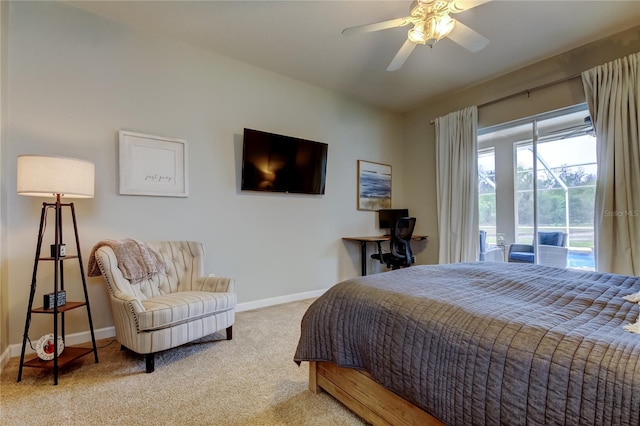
[371,217,416,270]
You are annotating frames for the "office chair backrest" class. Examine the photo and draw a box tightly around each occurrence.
[390,217,416,264]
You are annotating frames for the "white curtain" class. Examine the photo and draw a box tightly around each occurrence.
[435,106,479,264]
[582,52,640,275]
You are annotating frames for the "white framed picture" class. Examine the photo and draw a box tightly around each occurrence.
[119,131,188,197]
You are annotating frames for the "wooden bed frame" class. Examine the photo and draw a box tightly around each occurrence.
[308,361,444,426]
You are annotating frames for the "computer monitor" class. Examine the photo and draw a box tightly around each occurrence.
[378,208,409,232]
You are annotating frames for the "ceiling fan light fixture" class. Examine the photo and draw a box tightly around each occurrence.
[410,1,428,19]
[433,15,455,39]
[341,0,491,71]
[448,0,492,14]
[408,23,428,44]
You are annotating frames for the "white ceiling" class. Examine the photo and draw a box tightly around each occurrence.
[64,0,640,113]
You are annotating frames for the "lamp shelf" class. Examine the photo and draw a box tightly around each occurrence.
[22,346,95,370]
[38,255,78,261]
[31,301,86,314]
[17,197,98,385]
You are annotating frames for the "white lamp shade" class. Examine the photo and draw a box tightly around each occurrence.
[17,155,95,198]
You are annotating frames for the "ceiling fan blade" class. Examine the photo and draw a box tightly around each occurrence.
[342,17,411,36]
[387,39,417,72]
[447,20,489,52]
[448,0,492,13]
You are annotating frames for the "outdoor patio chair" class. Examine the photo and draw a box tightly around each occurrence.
[508,232,568,268]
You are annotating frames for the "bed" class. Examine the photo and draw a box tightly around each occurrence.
[294,262,640,426]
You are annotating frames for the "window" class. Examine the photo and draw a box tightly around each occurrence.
[478,104,596,270]
[478,149,497,244]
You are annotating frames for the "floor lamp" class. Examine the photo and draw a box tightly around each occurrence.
[16,155,99,384]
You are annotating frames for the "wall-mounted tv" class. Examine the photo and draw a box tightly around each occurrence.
[241,128,328,195]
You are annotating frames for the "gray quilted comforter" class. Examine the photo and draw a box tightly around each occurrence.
[294,262,640,425]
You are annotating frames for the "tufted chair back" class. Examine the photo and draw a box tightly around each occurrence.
[104,241,205,301]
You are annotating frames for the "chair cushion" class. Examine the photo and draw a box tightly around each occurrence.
[509,251,535,263]
[538,232,563,246]
[138,291,237,331]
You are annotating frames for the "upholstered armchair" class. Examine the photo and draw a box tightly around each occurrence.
[479,230,504,262]
[92,240,236,373]
[508,232,568,268]
[537,245,569,268]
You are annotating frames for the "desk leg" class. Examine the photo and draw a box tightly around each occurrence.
[360,241,367,276]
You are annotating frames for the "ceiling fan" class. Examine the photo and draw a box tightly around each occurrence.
[342,0,491,71]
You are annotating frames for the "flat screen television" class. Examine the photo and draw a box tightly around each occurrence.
[378,208,409,231]
[241,128,328,195]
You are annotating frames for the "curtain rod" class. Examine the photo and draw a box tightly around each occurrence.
[429,73,582,124]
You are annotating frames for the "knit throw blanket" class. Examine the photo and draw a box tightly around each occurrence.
[88,239,166,283]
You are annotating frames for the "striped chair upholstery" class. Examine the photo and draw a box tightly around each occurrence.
[94,241,236,373]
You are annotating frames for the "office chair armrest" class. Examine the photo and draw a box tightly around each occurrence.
[372,241,385,264]
[402,243,413,265]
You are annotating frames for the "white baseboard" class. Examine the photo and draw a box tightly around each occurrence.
[1,346,11,371]
[235,288,327,312]
[6,288,328,360]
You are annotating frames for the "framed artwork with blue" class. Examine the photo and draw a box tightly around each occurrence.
[357,160,391,211]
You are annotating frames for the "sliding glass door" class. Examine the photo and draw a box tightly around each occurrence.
[478,104,596,269]
[478,149,497,243]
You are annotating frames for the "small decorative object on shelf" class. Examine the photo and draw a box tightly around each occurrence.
[16,155,99,385]
[43,291,66,309]
[35,334,65,361]
[50,244,66,257]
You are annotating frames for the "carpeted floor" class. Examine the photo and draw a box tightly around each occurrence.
[0,299,365,425]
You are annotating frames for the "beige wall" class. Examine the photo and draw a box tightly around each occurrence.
[403,26,640,265]
[4,2,405,351]
[1,0,9,367]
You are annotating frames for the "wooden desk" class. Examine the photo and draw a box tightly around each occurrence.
[342,235,428,276]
